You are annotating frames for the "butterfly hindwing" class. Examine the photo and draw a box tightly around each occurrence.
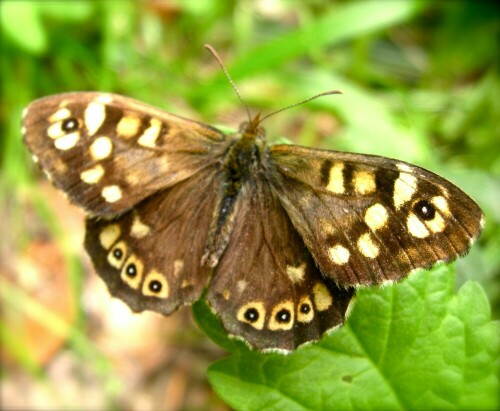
[207,175,355,352]
[84,166,224,314]
[268,145,484,287]
[22,92,228,217]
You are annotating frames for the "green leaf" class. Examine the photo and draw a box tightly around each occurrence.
[193,298,250,354]
[204,265,499,410]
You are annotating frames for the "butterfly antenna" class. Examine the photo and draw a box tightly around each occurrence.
[260,90,342,123]
[204,44,252,123]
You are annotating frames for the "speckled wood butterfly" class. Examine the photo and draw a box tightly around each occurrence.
[22,59,483,352]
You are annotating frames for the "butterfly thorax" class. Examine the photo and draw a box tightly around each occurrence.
[201,116,267,268]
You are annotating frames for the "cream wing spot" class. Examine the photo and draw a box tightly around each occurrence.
[181,279,192,288]
[222,289,231,300]
[329,244,350,265]
[173,260,184,277]
[237,280,248,293]
[120,254,144,289]
[99,224,121,249]
[54,132,80,151]
[96,94,113,104]
[237,302,265,330]
[432,196,450,216]
[425,212,446,233]
[49,108,71,123]
[407,213,430,238]
[102,185,122,203]
[326,162,345,194]
[125,173,140,186]
[353,170,376,194]
[117,115,141,138]
[268,301,294,331]
[84,101,106,136]
[397,163,413,173]
[138,118,162,148]
[142,270,169,298]
[357,233,380,259]
[394,172,418,210]
[158,157,170,173]
[80,164,104,184]
[130,214,151,238]
[286,263,306,283]
[90,136,113,160]
[297,296,314,323]
[365,203,388,231]
[53,157,68,174]
[47,122,65,139]
[313,283,333,311]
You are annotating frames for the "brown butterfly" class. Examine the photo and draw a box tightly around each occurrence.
[22,54,483,352]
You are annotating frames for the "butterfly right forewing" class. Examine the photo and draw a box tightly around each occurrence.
[268,144,484,288]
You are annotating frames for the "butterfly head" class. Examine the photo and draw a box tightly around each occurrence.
[238,112,266,146]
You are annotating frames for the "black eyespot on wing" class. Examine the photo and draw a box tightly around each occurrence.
[62,118,79,132]
[149,280,162,293]
[300,303,311,314]
[276,308,291,323]
[113,248,123,259]
[126,263,137,278]
[413,199,436,220]
[244,307,259,323]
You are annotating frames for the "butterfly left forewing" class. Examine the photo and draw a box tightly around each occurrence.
[268,144,484,288]
[23,92,228,216]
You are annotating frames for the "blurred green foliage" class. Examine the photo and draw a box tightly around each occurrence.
[1,1,499,410]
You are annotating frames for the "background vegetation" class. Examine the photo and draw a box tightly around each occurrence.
[1,1,498,410]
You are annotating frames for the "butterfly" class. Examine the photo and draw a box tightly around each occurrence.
[22,74,483,353]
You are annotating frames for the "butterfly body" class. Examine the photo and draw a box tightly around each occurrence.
[23,92,484,352]
[202,117,266,268]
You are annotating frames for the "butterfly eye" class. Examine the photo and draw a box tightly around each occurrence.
[61,118,79,132]
[413,200,436,221]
